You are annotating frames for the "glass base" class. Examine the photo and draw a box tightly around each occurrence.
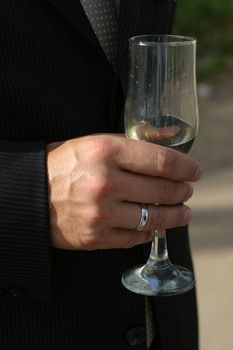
[122,263,195,296]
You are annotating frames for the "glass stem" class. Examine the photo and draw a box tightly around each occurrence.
[146,231,170,269]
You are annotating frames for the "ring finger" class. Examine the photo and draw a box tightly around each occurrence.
[111,202,192,231]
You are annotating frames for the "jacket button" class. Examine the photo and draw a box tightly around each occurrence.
[126,327,146,347]
[10,288,25,298]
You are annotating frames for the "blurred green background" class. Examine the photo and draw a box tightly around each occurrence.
[173,2,233,350]
[174,0,233,79]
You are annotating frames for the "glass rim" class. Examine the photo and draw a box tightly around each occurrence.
[129,34,197,46]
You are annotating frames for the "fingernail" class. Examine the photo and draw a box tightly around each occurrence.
[184,208,192,222]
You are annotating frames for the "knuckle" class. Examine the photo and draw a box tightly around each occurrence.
[88,205,111,229]
[91,137,118,162]
[78,233,100,251]
[157,148,176,175]
[160,180,175,203]
[90,176,113,200]
[88,205,105,227]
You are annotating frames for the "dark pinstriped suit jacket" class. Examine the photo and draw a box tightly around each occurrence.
[0,1,198,349]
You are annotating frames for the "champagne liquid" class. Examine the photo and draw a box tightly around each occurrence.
[126,115,195,154]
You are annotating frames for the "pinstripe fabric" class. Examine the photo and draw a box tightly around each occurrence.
[0,1,147,349]
[0,1,198,350]
[0,249,146,349]
[0,141,50,298]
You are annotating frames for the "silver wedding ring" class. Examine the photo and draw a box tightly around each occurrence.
[135,205,149,231]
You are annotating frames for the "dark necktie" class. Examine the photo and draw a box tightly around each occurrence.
[80,0,119,68]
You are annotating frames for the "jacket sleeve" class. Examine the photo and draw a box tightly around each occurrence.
[0,140,51,299]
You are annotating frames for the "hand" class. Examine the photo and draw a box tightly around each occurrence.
[46,134,202,250]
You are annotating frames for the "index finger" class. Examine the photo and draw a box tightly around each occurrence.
[116,137,202,182]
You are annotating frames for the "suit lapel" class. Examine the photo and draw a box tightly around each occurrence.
[48,0,143,82]
[48,0,107,60]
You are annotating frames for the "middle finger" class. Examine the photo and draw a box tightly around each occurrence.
[115,171,193,205]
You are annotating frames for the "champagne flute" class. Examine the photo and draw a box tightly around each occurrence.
[121,35,199,296]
